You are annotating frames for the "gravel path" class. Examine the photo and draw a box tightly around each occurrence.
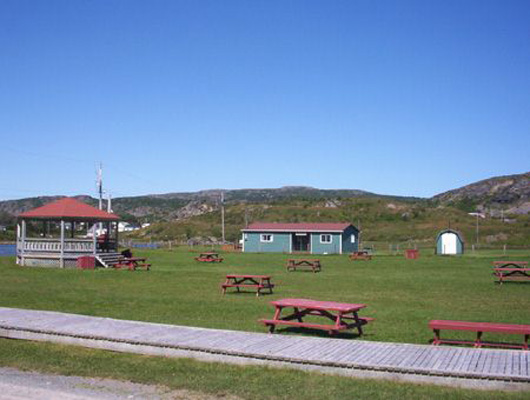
[0,367,241,400]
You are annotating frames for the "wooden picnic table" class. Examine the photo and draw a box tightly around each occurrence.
[112,257,151,271]
[195,252,223,263]
[221,274,274,297]
[286,259,321,272]
[260,298,373,336]
[492,260,530,284]
[349,251,372,261]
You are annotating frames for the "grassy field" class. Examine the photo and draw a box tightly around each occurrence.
[0,249,529,399]
[1,248,529,343]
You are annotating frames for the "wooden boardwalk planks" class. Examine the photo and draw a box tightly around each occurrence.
[0,307,529,384]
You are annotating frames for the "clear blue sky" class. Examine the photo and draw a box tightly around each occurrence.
[1,0,529,200]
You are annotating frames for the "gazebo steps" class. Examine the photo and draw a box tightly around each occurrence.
[96,252,124,268]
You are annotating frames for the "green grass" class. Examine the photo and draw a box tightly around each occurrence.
[0,249,529,398]
[1,249,529,343]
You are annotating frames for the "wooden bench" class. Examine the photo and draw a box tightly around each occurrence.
[493,268,530,284]
[221,274,274,297]
[195,252,224,263]
[429,320,530,350]
[286,259,321,272]
[349,251,372,261]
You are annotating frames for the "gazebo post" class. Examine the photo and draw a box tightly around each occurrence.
[92,223,97,256]
[114,221,119,250]
[20,219,26,266]
[60,220,65,268]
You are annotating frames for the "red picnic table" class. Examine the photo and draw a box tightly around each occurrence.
[112,257,151,271]
[260,298,373,336]
[492,260,530,284]
[221,274,274,297]
[286,258,321,272]
[195,252,224,263]
[349,251,372,261]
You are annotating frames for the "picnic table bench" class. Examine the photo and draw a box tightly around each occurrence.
[492,261,530,284]
[221,274,274,297]
[429,320,530,350]
[195,252,224,263]
[349,251,372,261]
[260,298,373,336]
[286,259,321,272]
[111,257,151,271]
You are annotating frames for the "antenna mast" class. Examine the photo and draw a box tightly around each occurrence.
[97,163,103,210]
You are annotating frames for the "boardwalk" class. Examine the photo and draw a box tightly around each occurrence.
[0,307,528,390]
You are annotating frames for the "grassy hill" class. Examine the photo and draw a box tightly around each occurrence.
[1,173,528,246]
[133,196,530,247]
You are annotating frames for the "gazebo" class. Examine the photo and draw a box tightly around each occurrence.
[16,197,120,268]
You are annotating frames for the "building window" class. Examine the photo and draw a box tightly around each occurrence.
[320,234,332,244]
[351,234,356,243]
[260,234,273,243]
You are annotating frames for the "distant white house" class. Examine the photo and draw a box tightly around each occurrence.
[118,222,140,232]
[468,212,486,219]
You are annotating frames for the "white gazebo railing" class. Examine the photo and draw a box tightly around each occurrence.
[22,239,96,253]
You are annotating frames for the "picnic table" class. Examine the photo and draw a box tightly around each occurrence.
[112,257,151,271]
[492,260,530,284]
[260,298,373,336]
[195,252,224,263]
[221,274,274,297]
[349,251,372,261]
[286,259,321,272]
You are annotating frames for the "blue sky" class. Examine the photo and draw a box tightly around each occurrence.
[1,0,529,200]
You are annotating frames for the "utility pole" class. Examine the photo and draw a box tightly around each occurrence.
[476,213,479,245]
[107,194,112,213]
[221,191,225,243]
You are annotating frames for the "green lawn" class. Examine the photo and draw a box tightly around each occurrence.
[1,249,529,343]
[0,249,529,399]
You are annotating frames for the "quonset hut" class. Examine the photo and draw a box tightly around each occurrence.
[435,229,464,255]
[241,222,359,254]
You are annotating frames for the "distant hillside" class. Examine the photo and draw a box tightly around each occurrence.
[0,186,417,224]
[0,174,528,246]
[433,172,530,214]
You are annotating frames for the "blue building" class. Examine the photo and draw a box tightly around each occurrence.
[241,222,359,254]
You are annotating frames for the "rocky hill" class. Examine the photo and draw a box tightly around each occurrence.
[433,172,530,214]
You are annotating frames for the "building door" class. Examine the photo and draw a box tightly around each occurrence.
[292,233,310,252]
[441,233,458,254]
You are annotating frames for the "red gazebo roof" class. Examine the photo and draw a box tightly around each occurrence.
[18,197,120,221]
[242,222,353,232]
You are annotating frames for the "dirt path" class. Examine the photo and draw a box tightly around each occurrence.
[0,367,241,400]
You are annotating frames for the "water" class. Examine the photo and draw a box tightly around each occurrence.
[0,244,16,256]
[131,243,160,249]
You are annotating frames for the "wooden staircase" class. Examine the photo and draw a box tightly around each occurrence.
[95,252,123,268]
